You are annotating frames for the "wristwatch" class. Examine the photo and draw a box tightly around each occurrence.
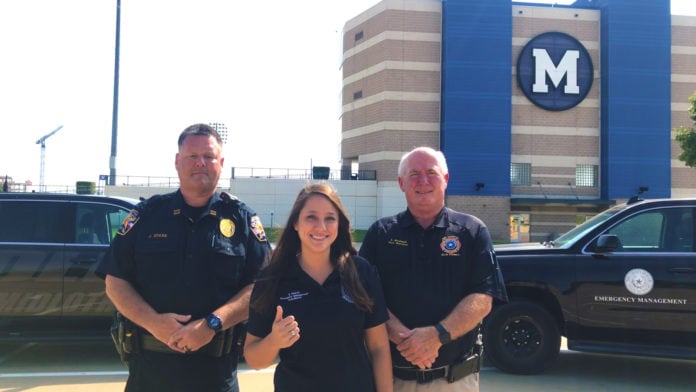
[435,322,451,344]
[205,313,223,332]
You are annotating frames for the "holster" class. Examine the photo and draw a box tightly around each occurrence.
[230,321,247,358]
[110,312,247,360]
[447,352,481,383]
[110,311,139,366]
[447,325,484,383]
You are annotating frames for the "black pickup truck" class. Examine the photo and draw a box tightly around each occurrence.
[484,198,696,374]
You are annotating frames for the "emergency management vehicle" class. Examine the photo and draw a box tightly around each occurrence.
[0,193,137,340]
[485,198,696,374]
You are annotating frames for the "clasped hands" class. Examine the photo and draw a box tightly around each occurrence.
[147,313,213,354]
[392,326,441,369]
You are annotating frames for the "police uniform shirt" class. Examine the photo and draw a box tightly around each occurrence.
[359,207,508,368]
[247,255,388,392]
[97,190,271,391]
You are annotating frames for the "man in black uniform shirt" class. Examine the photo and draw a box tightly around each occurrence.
[360,147,507,392]
[97,123,271,392]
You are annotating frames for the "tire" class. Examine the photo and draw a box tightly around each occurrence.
[483,300,561,374]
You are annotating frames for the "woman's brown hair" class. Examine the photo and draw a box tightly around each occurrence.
[251,183,374,315]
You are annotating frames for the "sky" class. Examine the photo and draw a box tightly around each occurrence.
[1,0,695,188]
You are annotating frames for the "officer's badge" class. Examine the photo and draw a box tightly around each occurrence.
[250,215,267,242]
[441,235,461,255]
[219,218,235,238]
[118,209,140,236]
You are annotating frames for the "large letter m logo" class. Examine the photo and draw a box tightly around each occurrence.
[532,49,580,94]
[517,32,593,111]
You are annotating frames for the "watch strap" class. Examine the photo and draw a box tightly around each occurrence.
[435,322,451,344]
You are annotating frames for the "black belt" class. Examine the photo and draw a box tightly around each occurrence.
[140,333,228,357]
[393,352,482,384]
[393,366,449,384]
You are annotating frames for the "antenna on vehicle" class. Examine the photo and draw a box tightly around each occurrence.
[627,186,649,204]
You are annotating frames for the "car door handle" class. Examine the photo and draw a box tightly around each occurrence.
[668,267,696,274]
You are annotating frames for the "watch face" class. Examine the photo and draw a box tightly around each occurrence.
[207,314,222,331]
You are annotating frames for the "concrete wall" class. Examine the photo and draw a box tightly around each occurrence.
[105,179,401,231]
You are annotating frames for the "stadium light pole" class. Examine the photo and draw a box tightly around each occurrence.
[109,0,121,186]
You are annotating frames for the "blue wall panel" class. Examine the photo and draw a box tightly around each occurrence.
[597,0,671,199]
[441,0,512,196]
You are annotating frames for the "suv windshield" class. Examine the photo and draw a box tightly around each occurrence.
[552,204,625,247]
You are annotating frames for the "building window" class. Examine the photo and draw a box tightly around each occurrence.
[355,31,364,41]
[511,163,531,186]
[353,90,363,100]
[576,164,598,187]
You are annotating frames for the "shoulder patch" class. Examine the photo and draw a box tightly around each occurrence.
[118,209,140,236]
[250,215,267,242]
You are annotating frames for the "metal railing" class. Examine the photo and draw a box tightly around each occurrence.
[1,167,378,194]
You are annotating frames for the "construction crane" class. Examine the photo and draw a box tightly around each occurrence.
[36,125,63,192]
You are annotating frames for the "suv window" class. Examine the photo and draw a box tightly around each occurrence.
[75,204,130,245]
[0,199,131,245]
[604,207,693,252]
[0,200,67,243]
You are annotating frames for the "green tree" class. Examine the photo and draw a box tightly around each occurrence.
[675,92,696,167]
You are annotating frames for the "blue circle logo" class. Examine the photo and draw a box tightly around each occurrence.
[517,32,593,111]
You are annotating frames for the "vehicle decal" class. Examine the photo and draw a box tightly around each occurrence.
[624,268,654,296]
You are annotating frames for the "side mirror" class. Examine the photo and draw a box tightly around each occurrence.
[595,234,622,252]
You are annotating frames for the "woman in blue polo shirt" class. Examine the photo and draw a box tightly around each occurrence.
[244,183,392,392]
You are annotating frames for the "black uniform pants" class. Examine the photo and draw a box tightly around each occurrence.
[125,351,239,392]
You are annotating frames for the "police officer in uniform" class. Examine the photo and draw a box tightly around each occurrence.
[98,123,271,392]
[359,147,507,392]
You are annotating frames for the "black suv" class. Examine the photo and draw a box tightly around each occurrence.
[485,198,696,374]
[0,192,138,340]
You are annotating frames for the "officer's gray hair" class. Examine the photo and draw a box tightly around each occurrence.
[398,146,449,177]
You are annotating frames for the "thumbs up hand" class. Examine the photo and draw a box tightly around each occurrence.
[270,305,300,348]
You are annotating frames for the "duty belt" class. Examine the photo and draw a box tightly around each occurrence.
[140,331,231,357]
[393,352,481,384]
[393,366,449,384]
[393,327,484,384]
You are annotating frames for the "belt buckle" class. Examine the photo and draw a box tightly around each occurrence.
[415,367,445,384]
[416,371,432,384]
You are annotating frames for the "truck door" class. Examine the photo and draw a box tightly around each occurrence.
[575,206,696,344]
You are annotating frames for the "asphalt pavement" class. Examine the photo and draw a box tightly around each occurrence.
[1,340,694,391]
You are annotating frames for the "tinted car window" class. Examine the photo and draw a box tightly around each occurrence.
[75,203,128,245]
[0,200,67,243]
[605,207,693,252]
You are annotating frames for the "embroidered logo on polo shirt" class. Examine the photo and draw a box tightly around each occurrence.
[280,291,309,302]
[441,236,461,255]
